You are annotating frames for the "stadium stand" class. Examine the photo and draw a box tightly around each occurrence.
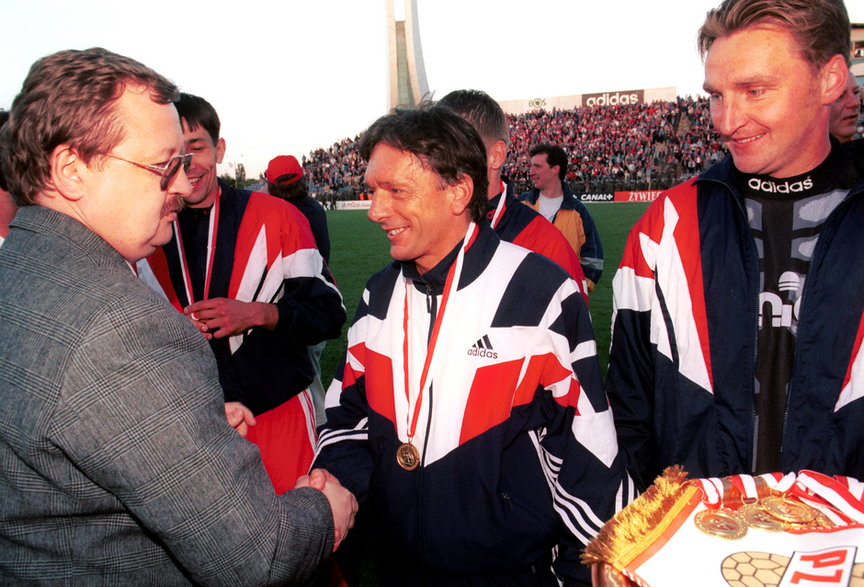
[301,96,727,199]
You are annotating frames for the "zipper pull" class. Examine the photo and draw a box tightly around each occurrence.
[425,283,433,314]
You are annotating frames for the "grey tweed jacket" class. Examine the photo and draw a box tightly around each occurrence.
[0,206,333,585]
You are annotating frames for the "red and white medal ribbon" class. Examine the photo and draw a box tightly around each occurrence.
[488,179,507,229]
[795,470,864,524]
[401,222,478,453]
[172,195,220,306]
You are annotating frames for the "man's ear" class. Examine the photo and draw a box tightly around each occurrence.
[449,174,474,216]
[216,137,226,165]
[488,140,507,173]
[49,145,87,201]
[819,54,849,105]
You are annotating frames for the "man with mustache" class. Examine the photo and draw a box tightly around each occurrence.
[0,48,355,583]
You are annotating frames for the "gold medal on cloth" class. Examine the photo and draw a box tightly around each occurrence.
[694,509,747,540]
[760,495,818,524]
[788,510,836,530]
[396,442,420,471]
[739,503,787,532]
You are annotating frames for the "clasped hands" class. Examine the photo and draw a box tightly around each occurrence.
[295,469,358,552]
[222,406,357,549]
[185,298,279,340]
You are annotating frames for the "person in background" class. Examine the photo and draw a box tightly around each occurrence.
[437,89,589,300]
[266,153,333,424]
[267,154,331,263]
[0,111,16,245]
[829,68,861,143]
[519,143,604,291]
[137,93,346,494]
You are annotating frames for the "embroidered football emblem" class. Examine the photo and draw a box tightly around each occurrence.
[721,551,864,587]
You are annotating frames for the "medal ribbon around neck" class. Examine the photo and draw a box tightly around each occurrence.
[488,179,507,229]
[400,222,479,459]
[172,194,221,306]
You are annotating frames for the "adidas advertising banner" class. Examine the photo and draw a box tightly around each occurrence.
[614,190,663,202]
[583,89,646,107]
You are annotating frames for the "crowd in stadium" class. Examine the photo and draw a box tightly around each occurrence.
[301,95,729,199]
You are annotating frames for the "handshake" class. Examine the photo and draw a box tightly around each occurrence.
[224,403,358,550]
[295,469,358,550]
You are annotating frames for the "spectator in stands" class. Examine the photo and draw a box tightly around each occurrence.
[0,111,16,245]
[299,97,729,199]
[437,89,588,299]
[519,143,604,290]
[503,98,727,194]
[266,154,332,424]
[830,69,861,143]
[606,0,864,490]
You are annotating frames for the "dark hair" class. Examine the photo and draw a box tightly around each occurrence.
[358,104,488,223]
[1,47,178,206]
[268,177,308,201]
[175,93,220,145]
[529,143,568,182]
[698,0,850,69]
[437,89,510,146]
[0,111,10,192]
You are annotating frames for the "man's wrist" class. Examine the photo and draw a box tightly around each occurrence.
[257,302,279,330]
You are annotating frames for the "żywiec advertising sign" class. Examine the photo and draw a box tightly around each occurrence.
[613,191,662,202]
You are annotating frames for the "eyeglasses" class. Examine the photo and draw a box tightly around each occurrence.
[104,153,193,191]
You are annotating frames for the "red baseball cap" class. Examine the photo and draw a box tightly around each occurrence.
[266,155,304,184]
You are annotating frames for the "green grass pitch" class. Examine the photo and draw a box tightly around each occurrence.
[320,202,651,388]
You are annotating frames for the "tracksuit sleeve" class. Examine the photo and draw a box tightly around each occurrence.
[574,200,604,285]
[273,209,345,346]
[539,285,635,583]
[58,297,334,585]
[605,208,659,491]
[311,292,375,501]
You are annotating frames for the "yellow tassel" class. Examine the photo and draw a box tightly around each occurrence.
[583,466,697,570]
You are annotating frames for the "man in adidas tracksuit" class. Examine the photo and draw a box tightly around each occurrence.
[313,106,630,585]
[138,93,346,495]
[606,0,864,490]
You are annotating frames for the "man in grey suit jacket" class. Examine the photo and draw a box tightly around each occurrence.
[0,47,355,584]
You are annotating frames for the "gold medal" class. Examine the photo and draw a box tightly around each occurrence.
[739,503,787,532]
[396,442,421,471]
[788,510,836,530]
[695,509,747,540]
[760,495,817,524]
[810,511,836,529]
